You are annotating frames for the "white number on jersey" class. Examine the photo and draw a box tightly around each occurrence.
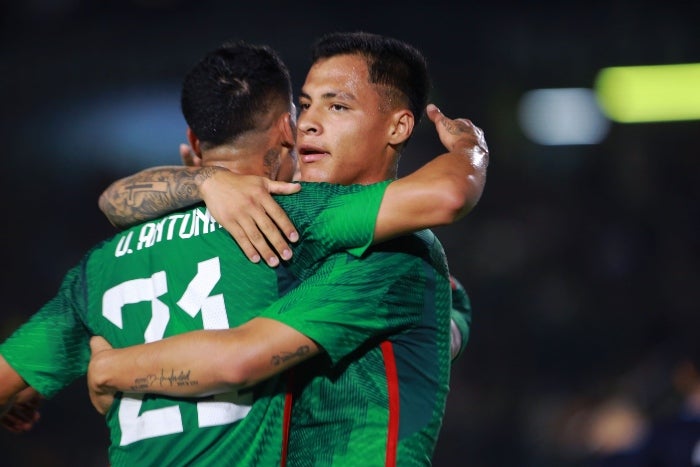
[101,257,251,446]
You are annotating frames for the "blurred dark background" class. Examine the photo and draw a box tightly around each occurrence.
[1,1,699,465]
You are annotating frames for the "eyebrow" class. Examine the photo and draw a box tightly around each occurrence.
[299,90,357,102]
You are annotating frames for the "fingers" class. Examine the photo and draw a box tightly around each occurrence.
[202,173,299,267]
[267,180,302,196]
[220,215,288,267]
[236,208,294,267]
[248,214,293,266]
[262,184,300,240]
[221,221,264,265]
[93,394,114,416]
[265,182,301,242]
[0,405,40,433]
[425,104,488,155]
[425,103,442,123]
[90,336,112,354]
[180,144,196,167]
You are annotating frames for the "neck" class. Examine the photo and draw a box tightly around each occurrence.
[201,145,270,178]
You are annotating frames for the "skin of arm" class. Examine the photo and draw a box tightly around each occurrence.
[372,104,488,243]
[97,104,487,259]
[0,385,43,433]
[88,317,316,414]
[98,165,223,229]
[99,148,301,268]
[0,356,30,414]
[88,105,488,412]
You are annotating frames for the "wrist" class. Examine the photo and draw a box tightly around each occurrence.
[196,166,229,199]
[89,349,118,392]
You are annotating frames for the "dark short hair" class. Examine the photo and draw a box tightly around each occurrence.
[310,31,430,125]
[181,41,292,147]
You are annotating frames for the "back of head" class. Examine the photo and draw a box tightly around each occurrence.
[310,31,430,126]
[181,41,292,149]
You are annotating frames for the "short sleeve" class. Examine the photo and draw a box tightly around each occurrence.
[276,181,391,261]
[0,263,91,398]
[258,250,424,365]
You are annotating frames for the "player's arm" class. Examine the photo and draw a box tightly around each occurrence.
[99,106,487,260]
[100,165,299,267]
[87,317,318,414]
[173,105,487,247]
[88,251,415,413]
[373,104,488,243]
[0,263,91,428]
[99,160,301,267]
[0,385,43,434]
[0,355,44,434]
[0,355,30,414]
[98,164,224,229]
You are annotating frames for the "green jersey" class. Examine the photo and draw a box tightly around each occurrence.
[260,230,453,466]
[0,181,389,467]
[449,275,472,361]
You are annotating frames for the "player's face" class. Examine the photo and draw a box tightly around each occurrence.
[296,54,395,185]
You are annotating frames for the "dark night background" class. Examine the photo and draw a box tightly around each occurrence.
[1,1,699,465]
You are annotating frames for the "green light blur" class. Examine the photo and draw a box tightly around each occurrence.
[594,63,700,123]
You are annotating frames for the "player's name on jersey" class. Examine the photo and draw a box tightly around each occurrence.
[114,207,223,258]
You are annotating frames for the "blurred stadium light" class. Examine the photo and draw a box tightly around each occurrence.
[517,88,611,146]
[595,63,700,123]
[43,85,184,172]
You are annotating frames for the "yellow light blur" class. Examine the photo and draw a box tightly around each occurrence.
[594,63,700,123]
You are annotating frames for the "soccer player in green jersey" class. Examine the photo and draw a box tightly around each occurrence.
[87,32,488,465]
[0,38,488,465]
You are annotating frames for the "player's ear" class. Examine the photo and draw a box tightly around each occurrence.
[388,109,414,146]
[279,111,296,149]
[185,127,204,167]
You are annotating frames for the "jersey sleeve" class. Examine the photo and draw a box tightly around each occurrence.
[258,248,426,365]
[449,275,472,361]
[276,181,390,259]
[0,262,91,398]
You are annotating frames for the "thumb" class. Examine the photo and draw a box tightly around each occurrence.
[266,180,302,195]
[90,336,113,354]
[425,103,442,123]
[180,144,196,166]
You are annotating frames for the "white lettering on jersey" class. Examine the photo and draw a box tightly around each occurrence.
[113,208,221,258]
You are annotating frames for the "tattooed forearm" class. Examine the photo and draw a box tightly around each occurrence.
[129,369,198,392]
[99,166,225,228]
[270,346,311,366]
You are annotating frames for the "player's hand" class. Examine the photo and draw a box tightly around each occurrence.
[0,387,43,433]
[199,170,301,267]
[88,336,116,415]
[180,143,198,167]
[426,104,489,164]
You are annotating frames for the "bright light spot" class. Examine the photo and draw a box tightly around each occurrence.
[43,85,184,171]
[518,88,610,146]
[595,63,700,123]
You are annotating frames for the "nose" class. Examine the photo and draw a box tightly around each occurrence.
[297,108,319,135]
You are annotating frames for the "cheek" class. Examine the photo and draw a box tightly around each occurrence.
[335,125,373,163]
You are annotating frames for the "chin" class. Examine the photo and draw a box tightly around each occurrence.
[299,167,329,183]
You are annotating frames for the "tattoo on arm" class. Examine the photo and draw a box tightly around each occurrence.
[99,166,223,228]
[270,346,311,366]
[129,369,198,391]
[125,346,311,393]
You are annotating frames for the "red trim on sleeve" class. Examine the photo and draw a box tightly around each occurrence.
[380,341,399,467]
[281,370,294,467]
